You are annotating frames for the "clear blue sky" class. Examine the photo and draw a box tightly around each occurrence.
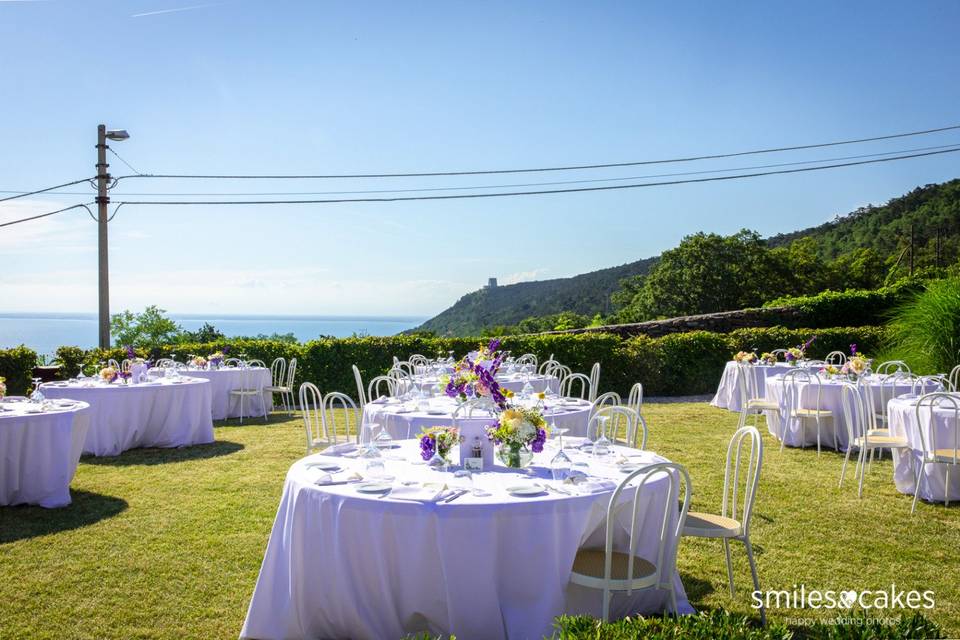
[1,0,958,316]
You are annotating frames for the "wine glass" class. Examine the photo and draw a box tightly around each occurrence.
[30,378,45,404]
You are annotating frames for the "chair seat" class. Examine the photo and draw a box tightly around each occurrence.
[853,434,908,448]
[931,449,960,463]
[681,511,743,538]
[569,548,658,589]
[746,399,779,411]
[230,389,262,396]
[867,428,891,437]
[264,385,291,393]
[791,408,833,418]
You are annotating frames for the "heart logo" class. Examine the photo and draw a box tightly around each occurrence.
[839,590,858,609]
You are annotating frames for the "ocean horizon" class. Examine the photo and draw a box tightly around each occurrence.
[0,312,428,357]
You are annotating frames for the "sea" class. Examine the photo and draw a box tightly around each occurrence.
[0,312,427,357]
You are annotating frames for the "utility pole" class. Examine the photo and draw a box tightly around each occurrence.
[96,125,111,349]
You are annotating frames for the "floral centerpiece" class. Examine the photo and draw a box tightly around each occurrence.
[99,366,118,383]
[733,351,757,364]
[208,351,226,368]
[0,376,6,400]
[487,406,547,468]
[760,352,777,365]
[820,364,841,378]
[191,356,208,368]
[841,344,870,378]
[785,336,816,365]
[419,426,460,462]
[124,345,145,366]
[442,339,506,408]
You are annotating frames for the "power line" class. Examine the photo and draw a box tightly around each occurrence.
[115,147,960,206]
[0,203,93,229]
[5,141,958,199]
[108,147,142,175]
[0,178,96,203]
[113,123,960,181]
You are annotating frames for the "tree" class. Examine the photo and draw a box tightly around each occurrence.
[178,322,225,343]
[110,306,182,348]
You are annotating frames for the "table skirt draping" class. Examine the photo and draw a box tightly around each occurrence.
[888,398,960,502]
[0,402,90,508]
[240,442,691,640]
[711,362,794,412]
[41,379,214,456]
[174,368,272,419]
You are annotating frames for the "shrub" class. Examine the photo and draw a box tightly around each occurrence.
[764,280,921,329]
[884,277,960,374]
[0,346,38,395]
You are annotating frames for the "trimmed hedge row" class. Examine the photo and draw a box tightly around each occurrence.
[766,280,921,329]
[4,325,888,401]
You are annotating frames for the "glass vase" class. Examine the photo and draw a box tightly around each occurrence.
[497,443,534,469]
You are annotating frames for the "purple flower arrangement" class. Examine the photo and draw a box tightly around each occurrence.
[419,426,460,461]
[444,339,507,408]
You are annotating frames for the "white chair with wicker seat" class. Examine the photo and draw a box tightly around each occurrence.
[838,383,909,498]
[229,365,267,425]
[264,357,296,413]
[912,392,960,514]
[569,462,692,621]
[781,369,832,455]
[736,363,779,430]
[299,382,326,455]
[681,426,765,625]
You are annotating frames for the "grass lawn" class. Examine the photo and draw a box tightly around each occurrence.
[1,402,958,639]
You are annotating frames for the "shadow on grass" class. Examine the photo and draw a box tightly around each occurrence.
[679,570,716,601]
[0,490,128,544]
[80,440,244,467]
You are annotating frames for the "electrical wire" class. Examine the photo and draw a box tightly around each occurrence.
[108,147,142,176]
[113,123,960,181]
[0,203,94,229]
[114,147,960,206]
[4,141,958,199]
[0,178,97,203]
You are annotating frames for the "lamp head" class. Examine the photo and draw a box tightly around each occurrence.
[105,129,129,141]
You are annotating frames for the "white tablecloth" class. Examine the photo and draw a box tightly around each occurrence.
[888,397,960,502]
[710,362,795,411]
[0,400,91,508]
[174,368,272,420]
[240,439,690,640]
[41,378,214,457]
[363,395,594,440]
[411,372,560,395]
[764,375,933,451]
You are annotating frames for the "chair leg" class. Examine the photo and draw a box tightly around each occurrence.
[669,588,678,616]
[602,588,611,623]
[946,467,951,508]
[858,447,867,498]
[911,461,925,514]
[723,538,735,597]
[239,394,245,425]
[744,537,765,627]
[839,445,852,487]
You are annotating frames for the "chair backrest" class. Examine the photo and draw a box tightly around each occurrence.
[352,364,367,407]
[783,368,827,416]
[323,391,360,445]
[840,383,871,446]
[552,364,572,382]
[285,358,298,388]
[825,351,847,366]
[591,392,621,417]
[120,359,131,372]
[247,359,266,368]
[950,365,960,392]
[915,392,960,465]
[516,353,538,367]
[600,463,692,602]
[627,382,644,417]
[735,363,764,409]
[154,358,176,369]
[299,382,325,453]
[538,359,560,375]
[588,363,601,402]
[367,375,396,401]
[771,349,788,358]
[225,357,243,367]
[720,426,763,536]
[590,405,646,450]
[876,360,911,376]
[107,358,121,371]
[238,364,264,393]
[409,354,428,366]
[269,358,287,387]
[559,372,592,400]
[393,360,415,376]
[913,375,948,396]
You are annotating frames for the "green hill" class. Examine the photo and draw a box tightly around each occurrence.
[413,178,960,336]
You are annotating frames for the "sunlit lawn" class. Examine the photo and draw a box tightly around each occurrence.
[1,402,958,639]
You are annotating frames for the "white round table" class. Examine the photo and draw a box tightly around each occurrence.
[0,398,90,508]
[240,439,690,640]
[363,395,594,440]
[888,397,960,503]
[764,374,935,451]
[174,367,272,420]
[41,378,214,457]
[711,361,795,411]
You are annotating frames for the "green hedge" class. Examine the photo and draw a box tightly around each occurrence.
[0,345,38,395]
[765,280,921,329]
[22,326,889,401]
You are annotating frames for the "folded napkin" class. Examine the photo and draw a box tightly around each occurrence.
[314,471,363,486]
[565,477,617,494]
[386,484,449,503]
[323,442,358,455]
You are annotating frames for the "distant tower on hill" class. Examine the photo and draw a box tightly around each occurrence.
[487,277,498,289]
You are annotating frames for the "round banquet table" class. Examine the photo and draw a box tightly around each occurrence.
[409,372,560,395]
[240,439,691,640]
[764,375,937,451]
[888,396,960,503]
[711,361,799,412]
[172,367,272,420]
[363,394,594,440]
[0,399,91,508]
[41,378,214,457]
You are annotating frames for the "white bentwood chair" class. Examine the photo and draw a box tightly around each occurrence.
[875,360,911,376]
[589,406,647,450]
[825,351,848,366]
[838,383,908,498]
[591,391,621,417]
[682,426,765,625]
[588,363,601,402]
[516,353,538,367]
[627,383,644,421]
[781,369,832,455]
[299,382,326,455]
[229,365,267,425]
[367,375,396,402]
[264,357,288,412]
[352,364,368,408]
[323,391,361,445]
[266,357,296,412]
[912,392,960,514]
[949,365,960,392]
[538,359,561,376]
[560,373,592,400]
[569,462,692,621]
[736,363,779,430]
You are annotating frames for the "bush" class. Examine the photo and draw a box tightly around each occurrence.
[0,346,38,395]
[884,277,960,374]
[764,280,922,329]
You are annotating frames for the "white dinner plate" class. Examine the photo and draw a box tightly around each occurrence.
[505,484,546,497]
[426,410,447,415]
[355,482,393,494]
[305,461,341,472]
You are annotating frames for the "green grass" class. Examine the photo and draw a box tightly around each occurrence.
[1,403,958,639]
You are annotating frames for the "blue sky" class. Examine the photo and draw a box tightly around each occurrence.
[1,0,958,316]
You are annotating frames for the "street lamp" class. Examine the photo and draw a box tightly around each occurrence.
[96,124,130,349]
